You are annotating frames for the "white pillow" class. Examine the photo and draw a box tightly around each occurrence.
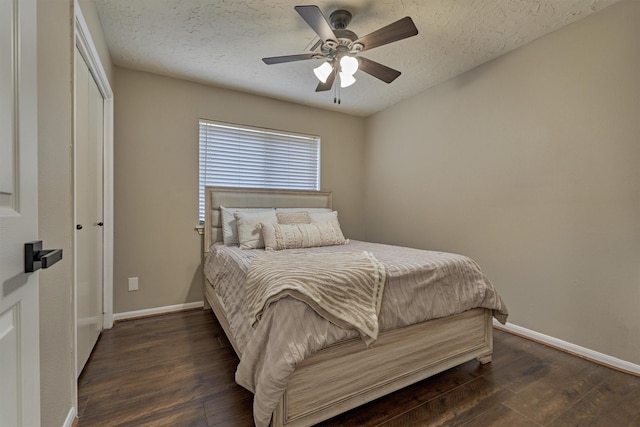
[275,207,332,213]
[310,210,339,223]
[261,220,348,251]
[235,210,277,249]
[220,206,273,246]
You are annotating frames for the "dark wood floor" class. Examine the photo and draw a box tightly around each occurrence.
[78,310,640,427]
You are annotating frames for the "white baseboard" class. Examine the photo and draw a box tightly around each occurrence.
[113,301,205,322]
[63,406,76,427]
[494,320,640,376]
[112,307,639,375]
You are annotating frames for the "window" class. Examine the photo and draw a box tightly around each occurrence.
[199,119,320,222]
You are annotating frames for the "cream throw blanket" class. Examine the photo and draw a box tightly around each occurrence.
[246,251,387,344]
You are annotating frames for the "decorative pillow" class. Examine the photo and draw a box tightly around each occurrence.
[310,210,339,223]
[275,207,333,214]
[261,220,348,251]
[235,210,278,249]
[276,211,312,224]
[220,206,273,246]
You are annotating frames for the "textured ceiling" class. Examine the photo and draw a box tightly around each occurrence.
[93,0,621,116]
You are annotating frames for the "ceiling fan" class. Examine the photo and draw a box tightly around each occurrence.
[262,5,418,93]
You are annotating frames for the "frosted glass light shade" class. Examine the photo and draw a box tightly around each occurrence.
[313,62,333,83]
[339,72,356,88]
[339,56,359,75]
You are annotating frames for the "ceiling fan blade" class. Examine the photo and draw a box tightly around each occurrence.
[262,53,317,65]
[357,57,401,83]
[355,16,418,52]
[315,67,336,92]
[295,5,337,43]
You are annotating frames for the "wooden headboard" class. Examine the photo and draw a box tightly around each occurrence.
[204,186,333,252]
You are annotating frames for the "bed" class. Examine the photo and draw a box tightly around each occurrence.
[202,186,508,427]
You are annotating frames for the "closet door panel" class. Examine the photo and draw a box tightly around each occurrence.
[75,47,103,377]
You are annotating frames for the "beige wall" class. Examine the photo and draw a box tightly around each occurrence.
[364,0,640,364]
[113,67,365,313]
[37,0,75,425]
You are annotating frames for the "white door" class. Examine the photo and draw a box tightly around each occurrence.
[75,47,104,376]
[0,0,41,426]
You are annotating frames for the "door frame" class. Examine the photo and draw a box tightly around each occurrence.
[73,0,114,378]
[74,0,113,330]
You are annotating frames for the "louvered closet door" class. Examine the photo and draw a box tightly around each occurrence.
[75,46,104,377]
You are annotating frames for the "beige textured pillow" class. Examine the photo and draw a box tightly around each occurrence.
[276,211,312,224]
[235,210,277,249]
[261,220,348,251]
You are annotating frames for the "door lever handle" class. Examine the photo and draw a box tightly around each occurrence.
[25,241,63,273]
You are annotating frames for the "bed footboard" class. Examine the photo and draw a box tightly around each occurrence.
[272,308,493,427]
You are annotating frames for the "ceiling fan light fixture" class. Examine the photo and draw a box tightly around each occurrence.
[339,55,359,76]
[263,6,419,99]
[313,61,334,83]
[339,71,356,88]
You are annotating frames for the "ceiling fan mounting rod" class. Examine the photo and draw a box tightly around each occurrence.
[321,9,363,55]
[329,9,352,30]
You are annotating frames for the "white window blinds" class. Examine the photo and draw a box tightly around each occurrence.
[199,119,320,221]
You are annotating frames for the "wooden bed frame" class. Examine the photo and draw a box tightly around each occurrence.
[203,186,493,427]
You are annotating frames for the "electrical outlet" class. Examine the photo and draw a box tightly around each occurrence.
[128,277,139,291]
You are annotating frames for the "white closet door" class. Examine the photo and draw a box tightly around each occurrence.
[75,46,104,376]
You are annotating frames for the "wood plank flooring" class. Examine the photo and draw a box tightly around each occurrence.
[77,310,640,426]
